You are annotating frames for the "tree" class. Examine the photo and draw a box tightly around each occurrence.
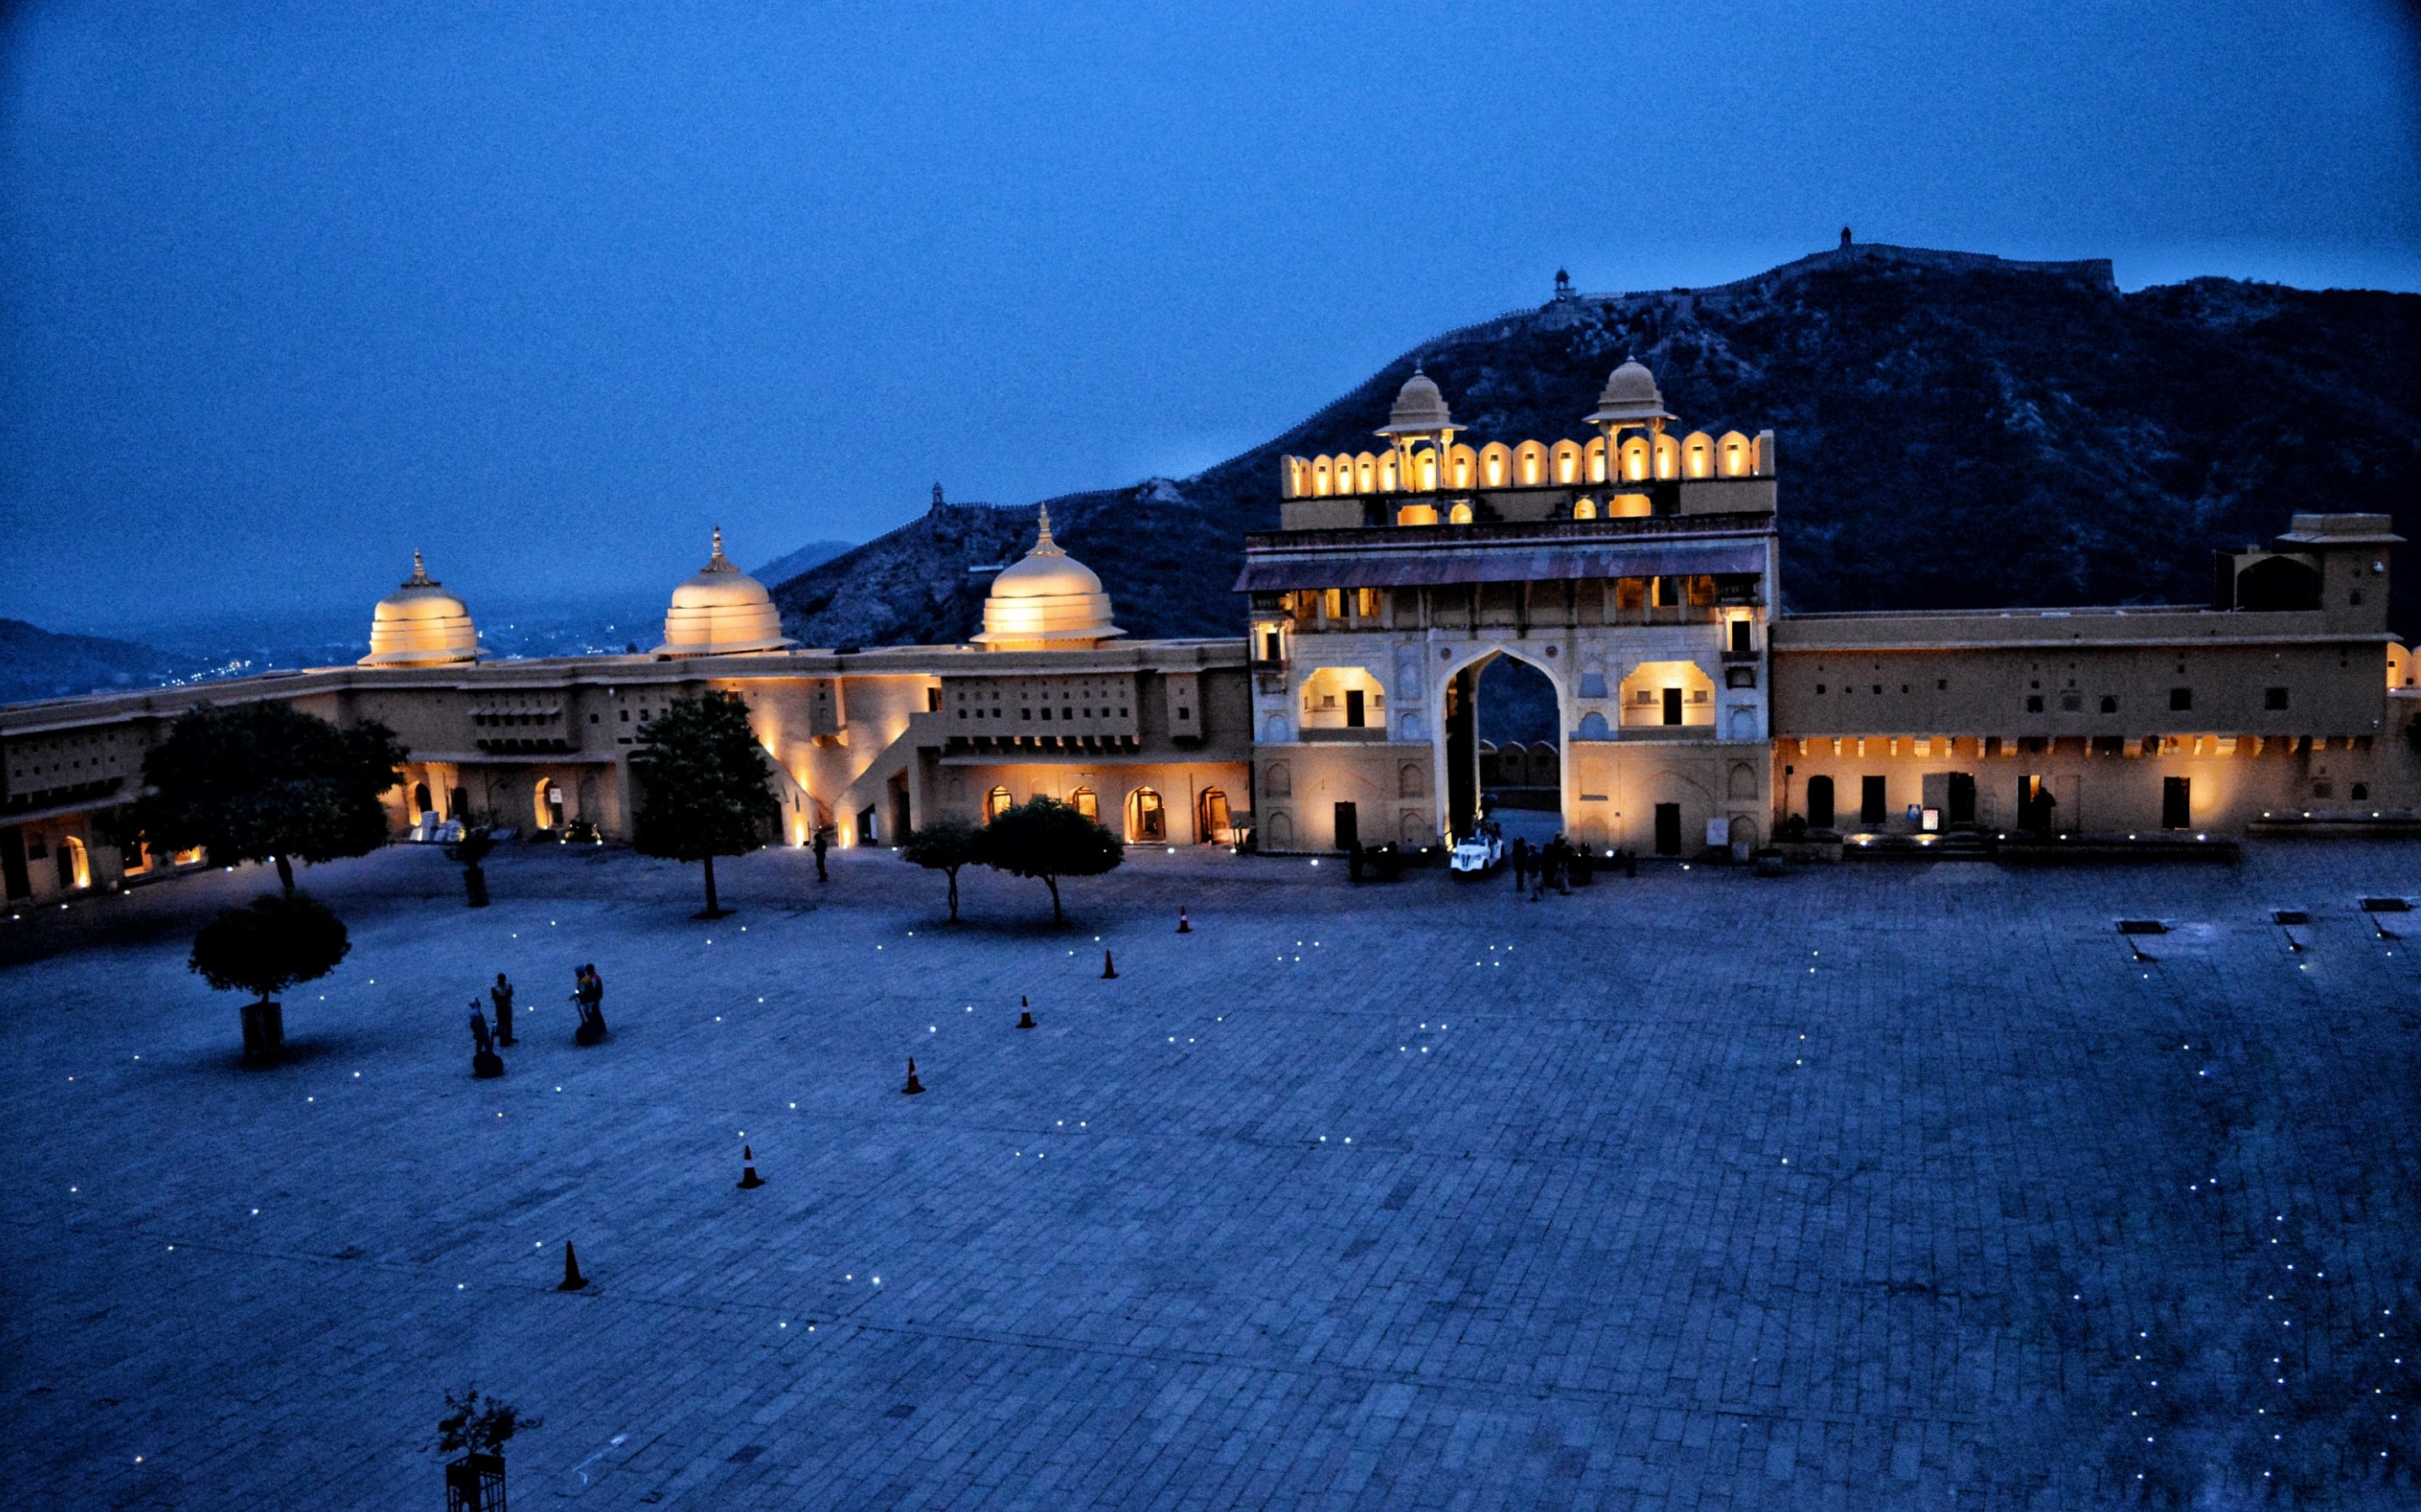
[974,796,1122,924]
[112,702,407,894]
[188,891,351,1055]
[899,817,982,922]
[628,690,777,917]
[444,826,499,907]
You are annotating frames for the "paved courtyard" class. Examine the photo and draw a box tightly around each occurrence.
[3,840,2417,1509]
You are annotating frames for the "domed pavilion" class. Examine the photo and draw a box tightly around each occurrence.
[359,552,479,667]
[653,529,794,658]
[971,506,1125,651]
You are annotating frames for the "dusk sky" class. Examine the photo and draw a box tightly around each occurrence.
[3,1,2415,636]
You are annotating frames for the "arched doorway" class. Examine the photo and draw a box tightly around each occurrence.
[1445,651,1563,845]
[535,779,565,832]
[1127,788,1166,842]
[57,836,89,891]
[986,785,1014,821]
[1069,787,1099,821]
[1196,788,1230,843]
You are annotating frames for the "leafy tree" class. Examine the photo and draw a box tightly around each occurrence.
[974,796,1122,924]
[899,816,982,922]
[189,891,351,1025]
[112,702,407,893]
[444,825,498,908]
[435,1383,541,1462]
[628,690,777,917]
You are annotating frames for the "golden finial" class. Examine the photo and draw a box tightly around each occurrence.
[706,526,734,572]
[403,551,437,588]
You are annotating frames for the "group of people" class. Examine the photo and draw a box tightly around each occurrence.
[461,965,611,1071]
[1506,835,1635,899]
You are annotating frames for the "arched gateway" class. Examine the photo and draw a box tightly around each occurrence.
[1240,361,1779,853]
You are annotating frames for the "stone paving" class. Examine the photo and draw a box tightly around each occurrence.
[3,840,2418,1509]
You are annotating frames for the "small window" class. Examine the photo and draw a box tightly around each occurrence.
[2353,783,2370,800]
[2026,695,2044,713]
[1936,679,1947,691]
[2099,696,2118,714]
[2060,693,2082,712]
[2170,687,2192,712]
[1021,708,1033,720]
[1815,684,1827,695]
[2265,686,2290,710]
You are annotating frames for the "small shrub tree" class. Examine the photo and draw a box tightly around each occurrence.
[974,797,1122,924]
[628,690,778,917]
[436,1382,541,1464]
[112,702,408,893]
[900,816,983,922]
[188,891,351,1053]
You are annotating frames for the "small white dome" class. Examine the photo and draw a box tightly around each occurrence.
[654,529,794,658]
[1584,358,1676,427]
[1376,368,1456,437]
[974,507,1123,650]
[361,553,477,667]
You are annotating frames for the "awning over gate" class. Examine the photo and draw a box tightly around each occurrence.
[1233,538,1767,591]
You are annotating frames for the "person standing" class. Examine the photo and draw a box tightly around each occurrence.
[489,972,515,1046]
[1510,837,1530,892]
[812,824,830,882]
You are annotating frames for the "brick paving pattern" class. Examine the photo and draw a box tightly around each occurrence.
[3,842,2416,1508]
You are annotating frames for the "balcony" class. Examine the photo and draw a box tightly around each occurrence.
[1297,726,1387,743]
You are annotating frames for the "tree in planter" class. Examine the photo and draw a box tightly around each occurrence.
[443,826,499,907]
[110,702,408,894]
[974,796,1123,925]
[188,891,351,1057]
[628,690,778,918]
[899,816,983,923]
[435,1383,541,1511]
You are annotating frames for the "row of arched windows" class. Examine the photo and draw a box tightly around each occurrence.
[1283,429,1769,499]
[982,783,1232,843]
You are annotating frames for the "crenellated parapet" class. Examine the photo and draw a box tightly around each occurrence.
[1278,361,1774,530]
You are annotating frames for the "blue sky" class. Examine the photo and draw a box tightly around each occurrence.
[3,0,2415,633]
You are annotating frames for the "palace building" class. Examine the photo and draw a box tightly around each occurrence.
[2,359,2413,906]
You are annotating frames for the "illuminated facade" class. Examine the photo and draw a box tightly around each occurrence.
[3,360,2415,905]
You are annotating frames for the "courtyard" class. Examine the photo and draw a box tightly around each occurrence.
[2,840,2416,1509]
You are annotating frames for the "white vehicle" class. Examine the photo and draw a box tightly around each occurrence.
[1449,832,1504,876]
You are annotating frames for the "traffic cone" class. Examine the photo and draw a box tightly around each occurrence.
[902,1057,925,1095]
[1017,995,1036,1030]
[1101,950,1118,979]
[1176,907,1192,934]
[558,1240,589,1291]
[737,1144,765,1189]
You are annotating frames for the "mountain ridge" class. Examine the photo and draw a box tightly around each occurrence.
[772,242,2421,648]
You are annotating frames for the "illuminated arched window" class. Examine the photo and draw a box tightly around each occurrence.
[1128,788,1166,842]
[1070,787,1098,821]
[1684,432,1714,478]
[1448,502,1473,525]
[1571,497,1597,520]
[1653,431,1680,480]
[986,786,1014,821]
[1719,430,1751,477]
[1622,435,1650,482]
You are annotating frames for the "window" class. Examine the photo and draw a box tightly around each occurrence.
[2170,687,2192,712]
[1816,684,1827,695]
[986,787,1013,821]
[1071,788,1098,821]
[2099,696,2118,714]
[2060,693,2081,712]
[2265,686,2290,710]
[2026,695,2044,713]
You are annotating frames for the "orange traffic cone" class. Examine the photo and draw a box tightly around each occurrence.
[737,1144,765,1189]
[1017,995,1036,1030]
[1176,907,1192,934]
[902,1057,925,1095]
[558,1240,589,1291]
[1101,950,1118,979]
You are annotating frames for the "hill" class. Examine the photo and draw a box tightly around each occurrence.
[0,619,184,705]
[772,243,2421,647]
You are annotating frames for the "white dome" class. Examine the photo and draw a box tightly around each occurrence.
[653,529,794,658]
[1584,358,1676,427]
[360,553,478,667]
[973,507,1123,650]
[1375,368,1456,437]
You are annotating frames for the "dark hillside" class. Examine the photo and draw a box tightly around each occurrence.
[775,244,2421,646]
